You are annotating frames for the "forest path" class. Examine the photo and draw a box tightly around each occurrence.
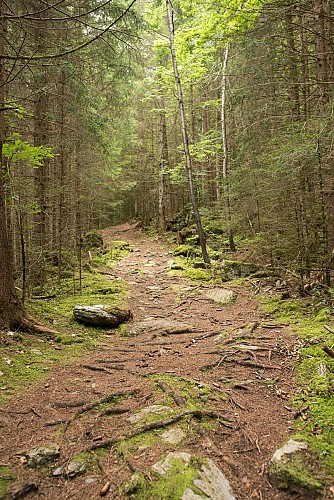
[0,224,298,499]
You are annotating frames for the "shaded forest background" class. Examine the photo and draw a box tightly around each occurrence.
[1,0,334,319]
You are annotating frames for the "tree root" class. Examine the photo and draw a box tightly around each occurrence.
[19,313,60,335]
[64,388,141,431]
[84,409,233,452]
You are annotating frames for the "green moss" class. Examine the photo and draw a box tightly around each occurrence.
[135,456,202,499]
[0,269,127,403]
[0,465,15,498]
[258,294,334,482]
[173,245,201,258]
[184,268,211,281]
[151,373,224,412]
[117,431,158,457]
[269,453,323,494]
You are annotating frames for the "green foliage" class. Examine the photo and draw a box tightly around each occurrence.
[3,133,54,169]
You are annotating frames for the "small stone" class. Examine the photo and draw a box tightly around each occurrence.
[85,477,97,484]
[25,443,60,467]
[193,459,236,500]
[128,405,174,424]
[161,427,186,445]
[52,466,64,477]
[271,439,308,463]
[66,460,86,478]
[152,452,191,475]
[269,439,322,494]
[182,488,208,500]
[205,288,236,305]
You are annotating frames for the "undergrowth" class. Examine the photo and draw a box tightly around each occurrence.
[260,293,334,481]
[0,242,130,403]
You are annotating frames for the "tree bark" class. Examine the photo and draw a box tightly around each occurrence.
[0,0,23,328]
[166,0,210,264]
[158,106,169,233]
[221,47,236,252]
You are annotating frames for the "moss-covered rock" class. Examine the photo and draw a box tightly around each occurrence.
[220,259,259,281]
[269,439,323,496]
[82,230,103,249]
[173,245,201,258]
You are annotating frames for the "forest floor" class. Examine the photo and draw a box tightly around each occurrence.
[0,223,321,499]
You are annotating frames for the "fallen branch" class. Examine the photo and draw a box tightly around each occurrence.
[323,346,334,358]
[324,324,334,335]
[233,360,281,370]
[157,380,186,407]
[99,407,131,417]
[81,364,124,373]
[52,400,88,409]
[9,483,38,500]
[85,410,233,452]
[249,321,259,334]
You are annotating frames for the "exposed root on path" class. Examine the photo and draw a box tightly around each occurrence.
[85,409,234,452]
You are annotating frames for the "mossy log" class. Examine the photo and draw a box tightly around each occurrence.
[73,305,132,327]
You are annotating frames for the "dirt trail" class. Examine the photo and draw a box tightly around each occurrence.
[0,224,300,499]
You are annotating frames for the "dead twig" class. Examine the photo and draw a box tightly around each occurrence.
[249,321,259,334]
[231,360,281,370]
[324,324,334,335]
[157,380,186,407]
[99,407,131,417]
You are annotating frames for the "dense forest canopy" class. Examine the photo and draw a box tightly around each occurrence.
[0,0,333,327]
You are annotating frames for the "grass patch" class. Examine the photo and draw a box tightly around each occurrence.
[259,294,334,484]
[0,465,15,498]
[0,243,129,403]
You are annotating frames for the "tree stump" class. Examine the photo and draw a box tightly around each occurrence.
[73,305,132,328]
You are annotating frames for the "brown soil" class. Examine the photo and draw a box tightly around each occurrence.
[0,223,302,499]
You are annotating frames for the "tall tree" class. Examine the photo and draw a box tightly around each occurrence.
[166,0,210,264]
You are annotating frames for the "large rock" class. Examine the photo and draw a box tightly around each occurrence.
[205,288,236,305]
[220,260,259,281]
[152,453,236,500]
[127,318,194,337]
[73,305,132,327]
[269,439,322,495]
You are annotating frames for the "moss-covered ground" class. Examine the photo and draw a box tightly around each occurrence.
[260,294,334,482]
[0,244,130,403]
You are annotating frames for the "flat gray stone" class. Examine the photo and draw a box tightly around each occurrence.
[269,439,322,494]
[182,488,209,500]
[161,426,186,445]
[152,452,192,475]
[271,439,308,463]
[205,288,236,305]
[153,454,235,499]
[25,443,60,467]
[127,405,174,424]
[128,319,194,337]
[193,459,236,500]
[66,460,86,478]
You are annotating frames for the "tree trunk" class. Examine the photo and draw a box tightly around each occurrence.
[158,106,169,233]
[166,0,210,264]
[0,0,22,328]
[221,47,236,252]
